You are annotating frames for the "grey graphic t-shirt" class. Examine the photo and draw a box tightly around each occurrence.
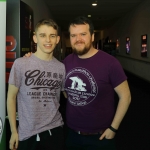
[9,54,65,141]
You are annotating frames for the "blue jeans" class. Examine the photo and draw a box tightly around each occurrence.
[66,128,116,150]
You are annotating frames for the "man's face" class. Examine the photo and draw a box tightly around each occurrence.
[33,25,60,54]
[69,24,94,55]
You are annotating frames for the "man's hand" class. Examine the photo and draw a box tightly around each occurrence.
[9,132,19,150]
[99,128,116,140]
[23,52,32,58]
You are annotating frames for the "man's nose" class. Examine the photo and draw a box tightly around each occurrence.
[46,36,50,42]
[76,34,82,41]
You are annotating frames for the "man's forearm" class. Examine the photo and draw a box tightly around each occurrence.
[7,99,17,133]
[111,96,131,130]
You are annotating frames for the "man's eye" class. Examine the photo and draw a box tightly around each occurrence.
[40,35,45,37]
[81,33,86,36]
[50,35,56,38]
[70,35,75,38]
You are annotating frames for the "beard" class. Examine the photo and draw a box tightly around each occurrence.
[72,42,92,56]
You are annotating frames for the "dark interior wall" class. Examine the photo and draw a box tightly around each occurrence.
[21,0,54,26]
[104,0,150,82]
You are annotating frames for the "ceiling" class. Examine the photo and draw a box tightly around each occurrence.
[44,0,143,31]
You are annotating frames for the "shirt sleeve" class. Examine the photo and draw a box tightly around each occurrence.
[109,59,127,88]
[8,59,21,88]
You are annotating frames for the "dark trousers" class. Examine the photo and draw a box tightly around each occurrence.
[66,128,116,150]
[18,126,65,150]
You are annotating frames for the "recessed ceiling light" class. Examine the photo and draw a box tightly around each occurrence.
[88,15,91,17]
[92,1,97,6]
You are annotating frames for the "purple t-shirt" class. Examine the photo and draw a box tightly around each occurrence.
[63,50,127,132]
[9,54,66,140]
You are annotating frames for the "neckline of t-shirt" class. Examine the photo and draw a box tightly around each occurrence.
[77,50,100,60]
[31,53,55,64]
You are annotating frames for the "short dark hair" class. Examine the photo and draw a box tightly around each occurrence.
[68,16,94,35]
[34,19,59,35]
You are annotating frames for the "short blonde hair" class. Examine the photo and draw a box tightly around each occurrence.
[34,19,59,35]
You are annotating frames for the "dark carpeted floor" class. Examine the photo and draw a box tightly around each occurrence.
[115,71,150,150]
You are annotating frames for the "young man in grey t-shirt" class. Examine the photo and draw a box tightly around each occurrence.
[7,19,66,150]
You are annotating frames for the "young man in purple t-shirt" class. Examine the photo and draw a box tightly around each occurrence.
[63,16,131,150]
[7,19,66,150]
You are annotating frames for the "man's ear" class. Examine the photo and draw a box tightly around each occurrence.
[33,35,37,43]
[92,33,94,42]
[56,36,60,44]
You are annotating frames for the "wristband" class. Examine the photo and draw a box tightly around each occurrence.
[109,126,117,133]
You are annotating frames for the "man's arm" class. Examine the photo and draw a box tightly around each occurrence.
[62,91,67,98]
[7,84,19,149]
[100,80,131,140]
[23,52,32,57]
[110,80,131,129]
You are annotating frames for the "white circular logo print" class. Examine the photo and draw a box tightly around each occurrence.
[0,118,3,135]
[65,67,98,106]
